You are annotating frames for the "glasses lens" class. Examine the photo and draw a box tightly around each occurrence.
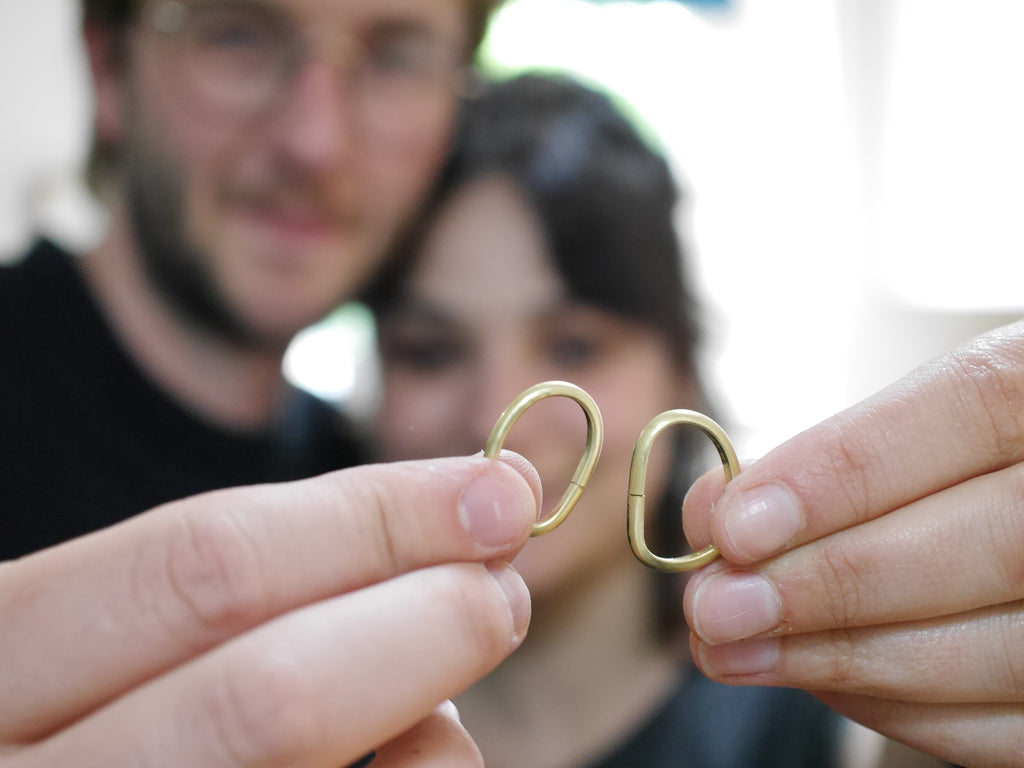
[182,1,291,115]
[154,1,465,137]
[356,30,463,135]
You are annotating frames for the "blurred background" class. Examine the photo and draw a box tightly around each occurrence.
[3,0,1022,458]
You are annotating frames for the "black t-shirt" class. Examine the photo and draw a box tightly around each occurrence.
[590,668,841,768]
[0,240,367,560]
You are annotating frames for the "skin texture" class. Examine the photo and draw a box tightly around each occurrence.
[0,453,540,767]
[374,176,697,767]
[682,319,1024,768]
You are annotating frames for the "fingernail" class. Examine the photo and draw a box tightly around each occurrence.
[723,483,803,560]
[692,571,781,644]
[459,471,534,548]
[438,699,462,723]
[698,638,780,677]
[487,562,531,642]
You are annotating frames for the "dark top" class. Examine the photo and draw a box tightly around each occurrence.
[591,667,841,768]
[0,239,366,560]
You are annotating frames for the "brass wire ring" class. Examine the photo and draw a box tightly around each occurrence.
[484,381,604,537]
[627,410,740,572]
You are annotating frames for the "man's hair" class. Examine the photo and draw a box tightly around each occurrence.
[82,0,503,57]
[81,0,505,189]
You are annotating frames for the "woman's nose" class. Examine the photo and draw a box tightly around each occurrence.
[467,362,540,449]
[469,363,588,455]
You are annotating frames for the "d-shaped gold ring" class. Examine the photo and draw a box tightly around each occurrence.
[484,381,604,536]
[627,409,740,571]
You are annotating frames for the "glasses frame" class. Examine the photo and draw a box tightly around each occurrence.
[141,0,473,135]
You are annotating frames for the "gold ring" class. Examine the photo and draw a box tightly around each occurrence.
[484,381,604,536]
[627,409,740,571]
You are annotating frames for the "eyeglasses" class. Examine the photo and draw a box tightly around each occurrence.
[142,0,470,136]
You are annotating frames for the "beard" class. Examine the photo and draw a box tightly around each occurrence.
[124,142,276,350]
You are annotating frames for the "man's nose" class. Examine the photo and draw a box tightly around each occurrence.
[267,58,356,172]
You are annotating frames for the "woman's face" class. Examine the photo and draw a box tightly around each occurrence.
[375,175,696,597]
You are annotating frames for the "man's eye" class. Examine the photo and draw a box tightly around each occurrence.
[365,37,443,80]
[192,9,283,54]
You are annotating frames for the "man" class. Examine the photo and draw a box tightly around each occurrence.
[1,1,544,764]
[0,0,493,556]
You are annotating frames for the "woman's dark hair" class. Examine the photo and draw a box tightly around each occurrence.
[365,72,712,642]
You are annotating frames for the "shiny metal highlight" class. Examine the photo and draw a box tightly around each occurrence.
[484,381,603,536]
[627,410,740,571]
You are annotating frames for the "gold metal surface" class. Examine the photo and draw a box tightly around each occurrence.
[484,384,740,567]
[627,409,740,572]
[484,381,604,536]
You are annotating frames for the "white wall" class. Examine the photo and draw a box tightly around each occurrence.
[0,1,102,258]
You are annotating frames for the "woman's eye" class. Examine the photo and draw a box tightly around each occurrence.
[383,337,465,373]
[368,41,419,74]
[548,334,603,367]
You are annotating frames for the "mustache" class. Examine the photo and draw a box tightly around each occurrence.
[222,173,361,227]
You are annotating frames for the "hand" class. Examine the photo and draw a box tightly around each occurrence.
[681,320,1024,768]
[0,453,540,767]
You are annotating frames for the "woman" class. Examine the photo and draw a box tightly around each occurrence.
[361,73,842,767]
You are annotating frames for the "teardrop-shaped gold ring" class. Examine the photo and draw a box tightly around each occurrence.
[627,409,740,571]
[484,381,604,537]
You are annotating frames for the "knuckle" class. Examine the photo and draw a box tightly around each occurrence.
[361,482,403,575]
[992,610,1024,698]
[199,647,321,765]
[947,343,1024,459]
[816,540,868,629]
[158,505,272,639]
[1014,727,1024,768]
[823,628,859,688]
[326,466,413,577]
[983,465,1024,588]
[819,422,876,526]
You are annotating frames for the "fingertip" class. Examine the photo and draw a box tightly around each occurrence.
[717,482,805,563]
[681,559,729,643]
[687,568,782,645]
[491,449,544,518]
[458,464,537,550]
[485,561,531,644]
[681,467,729,551]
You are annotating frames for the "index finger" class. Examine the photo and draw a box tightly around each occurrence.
[0,452,540,743]
[689,320,1024,564]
